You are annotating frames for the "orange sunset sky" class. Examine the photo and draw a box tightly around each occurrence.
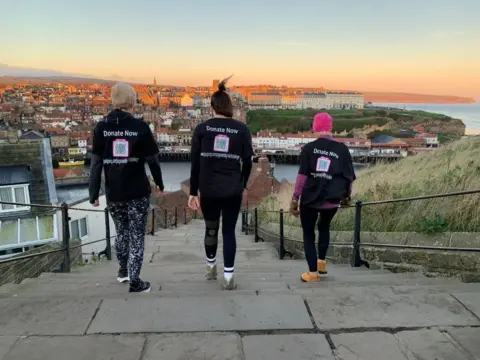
[2,0,479,98]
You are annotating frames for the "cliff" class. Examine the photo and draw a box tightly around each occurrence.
[364,92,475,104]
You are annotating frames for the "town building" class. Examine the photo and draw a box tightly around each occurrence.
[248,92,282,109]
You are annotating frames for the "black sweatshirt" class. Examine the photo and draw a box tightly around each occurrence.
[89,109,164,204]
[189,117,254,198]
[298,136,356,208]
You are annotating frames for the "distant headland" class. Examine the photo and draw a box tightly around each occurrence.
[363,92,475,104]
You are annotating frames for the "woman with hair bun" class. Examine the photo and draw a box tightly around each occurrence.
[188,76,254,290]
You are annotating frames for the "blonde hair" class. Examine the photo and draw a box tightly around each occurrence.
[111,82,137,110]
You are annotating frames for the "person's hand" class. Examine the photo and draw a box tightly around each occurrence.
[340,196,352,207]
[154,186,164,196]
[188,195,200,211]
[92,199,100,207]
[289,198,299,217]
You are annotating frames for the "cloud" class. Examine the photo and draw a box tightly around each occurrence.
[432,30,465,39]
[276,41,310,47]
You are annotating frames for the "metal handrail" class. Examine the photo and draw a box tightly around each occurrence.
[0,200,105,213]
[246,189,480,263]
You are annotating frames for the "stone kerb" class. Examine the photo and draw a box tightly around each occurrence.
[259,222,480,279]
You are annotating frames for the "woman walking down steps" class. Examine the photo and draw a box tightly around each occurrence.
[89,82,165,293]
[290,112,356,283]
[188,76,254,290]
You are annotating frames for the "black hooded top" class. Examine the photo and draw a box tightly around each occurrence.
[88,109,164,203]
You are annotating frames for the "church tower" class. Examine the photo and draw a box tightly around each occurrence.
[153,77,157,87]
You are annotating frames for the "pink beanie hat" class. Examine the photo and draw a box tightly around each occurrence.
[312,112,333,132]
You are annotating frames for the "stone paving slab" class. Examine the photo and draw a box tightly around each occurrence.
[2,336,145,360]
[87,294,313,334]
[331,332,410,360]
[143,333,243,360]
[242,334,334,360]
[0,337,18,360]
[0,298,101,336]
[446,327,480,359]
[452,292,480,319]
[306,293,480,330]
[397,329,472,359]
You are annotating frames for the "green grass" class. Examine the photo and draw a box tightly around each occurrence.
[258,136,480,233]
[246,108,458,135]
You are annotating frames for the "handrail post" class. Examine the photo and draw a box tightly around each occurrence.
[174,206,178,228]
[279,209,285,259]
[254,208,259,243]
[60,202,71,272]
[164,208,168,229]
[184,207,187,224]
[151,207,155,235]
[351,200,363,267]
[242,210,246,233]
[104,207,112,260]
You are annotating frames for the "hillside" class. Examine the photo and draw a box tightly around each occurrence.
[259,136,480,233]
[247,109,466,137]
[363,92,475,104]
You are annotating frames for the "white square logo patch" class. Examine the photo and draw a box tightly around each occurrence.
[316,156,331,172]
[112,139,129,158]
[213,134,230,153]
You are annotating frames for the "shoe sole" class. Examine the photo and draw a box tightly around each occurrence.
[129,286,152,293]
[222,279,237,290]
[318,271,327,275]
[301,277,320,283]
[117,277,130,283]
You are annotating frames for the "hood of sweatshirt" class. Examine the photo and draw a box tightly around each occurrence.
[105,109,135,124]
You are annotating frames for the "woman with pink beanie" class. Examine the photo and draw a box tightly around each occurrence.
[290,112,356,283]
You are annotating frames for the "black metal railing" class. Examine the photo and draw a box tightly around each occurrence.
[240,189,480,264]
[0,200,113,274]
[0,200,202,278]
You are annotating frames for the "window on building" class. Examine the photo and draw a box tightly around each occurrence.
[70,217,88,239]
[0,184,30,213]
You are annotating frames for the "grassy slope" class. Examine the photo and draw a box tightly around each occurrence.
[259,136,480,233]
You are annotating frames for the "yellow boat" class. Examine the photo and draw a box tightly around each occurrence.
[59,159,85,167]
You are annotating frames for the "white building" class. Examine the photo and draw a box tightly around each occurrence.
[56,195,117,261]
[326,92,364,109]
[298,93,327,109]
[78,139,87,148]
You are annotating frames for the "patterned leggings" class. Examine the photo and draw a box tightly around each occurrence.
[108,196,150,282]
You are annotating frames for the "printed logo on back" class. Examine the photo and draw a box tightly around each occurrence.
[213,134,230,153]
[316,156,331,172]
[112,139,129,158]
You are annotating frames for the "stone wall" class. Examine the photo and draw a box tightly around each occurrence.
[258,222,480,281]
[0,240,82,286]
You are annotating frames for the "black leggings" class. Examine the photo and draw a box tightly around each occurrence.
[200,194,243,270]
[300,206,338,272]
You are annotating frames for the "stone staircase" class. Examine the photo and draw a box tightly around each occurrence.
[0,220,479,359]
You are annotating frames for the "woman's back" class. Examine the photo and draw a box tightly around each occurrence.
[190,117,253,198]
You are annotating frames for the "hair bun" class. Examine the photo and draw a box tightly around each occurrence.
[218,74,233,92]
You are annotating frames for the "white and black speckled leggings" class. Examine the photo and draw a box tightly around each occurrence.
[108,196,150,282]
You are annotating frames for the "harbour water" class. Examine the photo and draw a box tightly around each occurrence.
[159,163,366,192]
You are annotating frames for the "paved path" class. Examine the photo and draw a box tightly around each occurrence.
[1,220,480,359]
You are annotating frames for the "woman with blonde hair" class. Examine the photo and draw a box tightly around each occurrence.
[89,82,164,293]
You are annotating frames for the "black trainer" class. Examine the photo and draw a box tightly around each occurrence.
[129,279,152,293]
[117,268,130,283]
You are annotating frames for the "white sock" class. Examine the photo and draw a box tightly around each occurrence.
[206,257,216,268]
[224,266,234,281]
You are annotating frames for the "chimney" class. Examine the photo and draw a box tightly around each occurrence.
[257,155,270,174]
